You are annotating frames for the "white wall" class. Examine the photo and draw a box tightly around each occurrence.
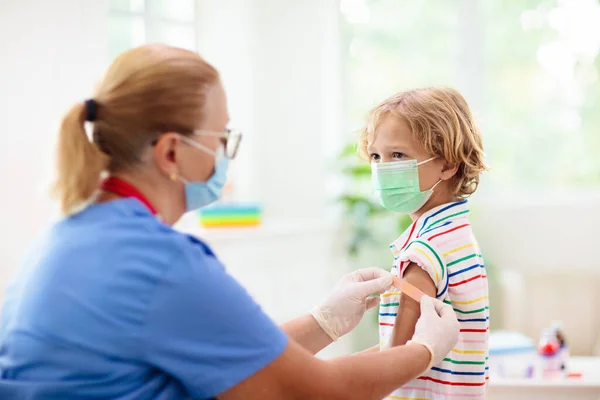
[0,0,110,304]
[198,0,344,220]
[472,191,600,355]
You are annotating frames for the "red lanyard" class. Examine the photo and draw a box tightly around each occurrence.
[100,177,158,215]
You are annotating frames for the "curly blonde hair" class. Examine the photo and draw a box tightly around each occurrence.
[358,87,488,198]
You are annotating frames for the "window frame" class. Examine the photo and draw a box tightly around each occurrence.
[108,0,199,54]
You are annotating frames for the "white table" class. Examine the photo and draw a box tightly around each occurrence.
[488,357,600,400]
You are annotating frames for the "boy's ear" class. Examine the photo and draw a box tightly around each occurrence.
[440,161,459,181]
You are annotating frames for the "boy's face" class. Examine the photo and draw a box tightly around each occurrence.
[367,115,444,193]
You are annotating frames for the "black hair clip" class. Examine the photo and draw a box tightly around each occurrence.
[84,99,97,122]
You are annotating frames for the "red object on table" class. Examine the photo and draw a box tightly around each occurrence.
[538,341,560,356]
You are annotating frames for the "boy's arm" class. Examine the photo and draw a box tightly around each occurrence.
[390,263,437,346]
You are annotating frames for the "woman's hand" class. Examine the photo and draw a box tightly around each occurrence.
[408,296,461,369]
[310,267,393,341]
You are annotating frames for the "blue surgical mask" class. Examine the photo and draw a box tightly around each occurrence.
[179,136,230,211]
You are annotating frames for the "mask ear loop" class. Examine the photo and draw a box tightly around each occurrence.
[179,135,216,156]
[416,156,437,166]
[430,179,443,191]
[416,157,443,192]
[176,135,226,186]
[179,135,226,162]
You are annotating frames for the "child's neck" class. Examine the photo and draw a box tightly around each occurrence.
[410,191,457,222]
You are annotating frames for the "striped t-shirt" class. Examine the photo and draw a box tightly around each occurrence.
[379,200,489,400]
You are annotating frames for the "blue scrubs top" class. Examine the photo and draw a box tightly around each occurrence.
[0,199,288,399]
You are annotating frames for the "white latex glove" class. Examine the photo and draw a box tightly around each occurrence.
[310,267,393,341]
[408,296,460,370]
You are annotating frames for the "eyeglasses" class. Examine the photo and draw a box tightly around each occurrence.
[151,128,243,160]
[192,129,242,160]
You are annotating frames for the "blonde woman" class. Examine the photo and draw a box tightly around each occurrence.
[0,45,459,400]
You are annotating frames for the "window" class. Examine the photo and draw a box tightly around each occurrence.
[341,0,600,189]
[108,0,197,58]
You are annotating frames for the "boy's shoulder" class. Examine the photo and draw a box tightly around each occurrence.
[391,200,475,258]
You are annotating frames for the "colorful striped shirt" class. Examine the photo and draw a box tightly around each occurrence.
[379,200,489,399]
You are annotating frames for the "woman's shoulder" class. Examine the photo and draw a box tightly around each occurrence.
[11,200,225,328]
[63,199,213,253]
[38,199,220,288]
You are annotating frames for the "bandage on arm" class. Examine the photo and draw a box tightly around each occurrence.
[391,276,425,302]
[390,263,437,347]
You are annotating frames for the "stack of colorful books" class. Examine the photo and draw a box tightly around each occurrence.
[198,203,262,228]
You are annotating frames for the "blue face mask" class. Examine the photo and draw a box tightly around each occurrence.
[179,136,230,211]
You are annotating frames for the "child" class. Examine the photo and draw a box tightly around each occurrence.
[360,87,489,399]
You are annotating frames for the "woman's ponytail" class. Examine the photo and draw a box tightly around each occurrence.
[52,102,108,214]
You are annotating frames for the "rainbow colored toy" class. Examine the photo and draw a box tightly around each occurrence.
[198,203,262,228]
